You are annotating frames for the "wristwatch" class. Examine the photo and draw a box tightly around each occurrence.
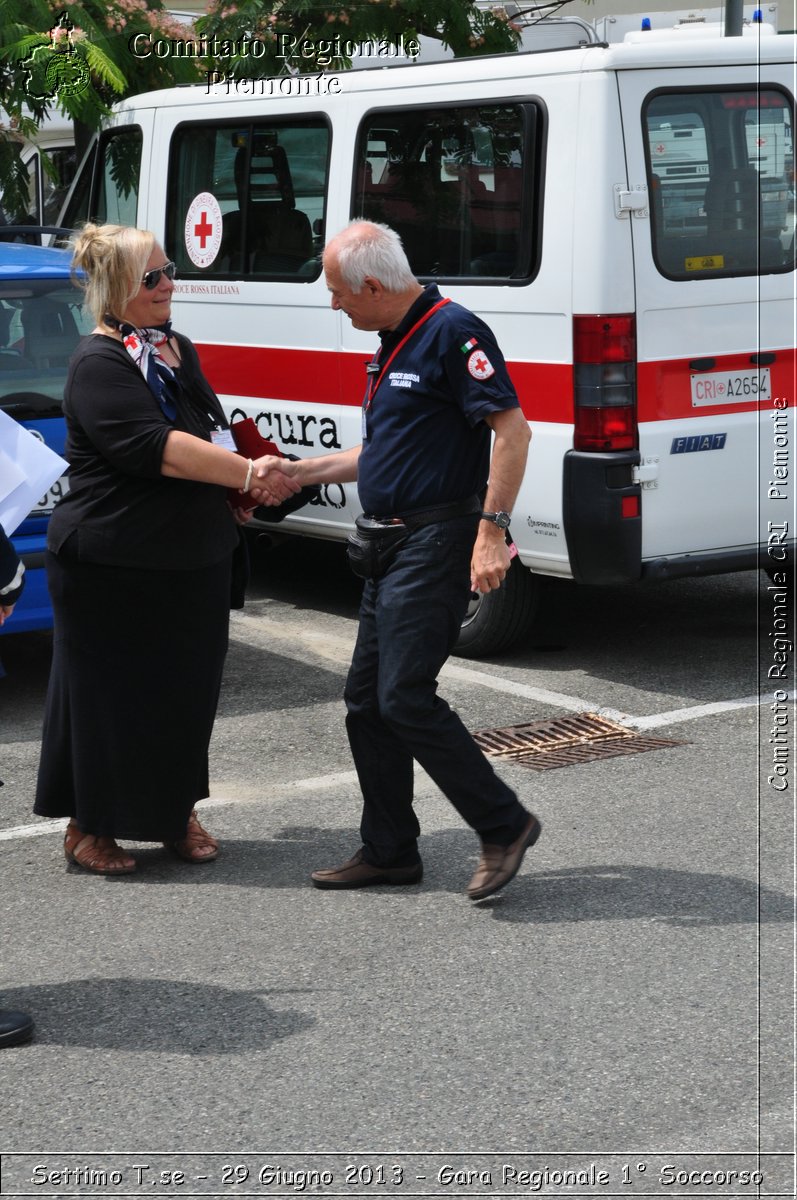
[480,510,511,530]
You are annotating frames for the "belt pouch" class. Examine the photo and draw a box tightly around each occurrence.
[346,515,409,580]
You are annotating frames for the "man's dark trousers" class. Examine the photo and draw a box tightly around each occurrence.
[344,515,529,868]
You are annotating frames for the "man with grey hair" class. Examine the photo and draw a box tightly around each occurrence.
[269,220,540,901]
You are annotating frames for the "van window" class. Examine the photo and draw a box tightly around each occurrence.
[0,142,75,236]
[353,103,540,281]
[60,126,142,232]
[166,120,329,280]
[41,146,78,226]
[645,87,795,279]
[0,142,36,228]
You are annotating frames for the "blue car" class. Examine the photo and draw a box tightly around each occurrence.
[0,240,90,634]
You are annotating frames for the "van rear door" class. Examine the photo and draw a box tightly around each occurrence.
[617,47,795,575]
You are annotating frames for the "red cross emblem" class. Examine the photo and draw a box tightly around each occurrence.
[184,192,223,268]
[467,349,495,380]
[194,210,213,249]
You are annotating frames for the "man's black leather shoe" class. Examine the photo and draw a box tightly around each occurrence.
[311,848,423,889]
[467,813,542,900]
[0,1010,34,1048]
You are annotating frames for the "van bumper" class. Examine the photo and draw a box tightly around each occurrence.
[563,449,642,585]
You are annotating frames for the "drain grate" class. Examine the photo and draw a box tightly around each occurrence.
[472,712,684,771]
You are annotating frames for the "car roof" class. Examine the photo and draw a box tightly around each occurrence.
[0,241,75,280]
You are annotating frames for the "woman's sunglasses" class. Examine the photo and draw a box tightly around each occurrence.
[141,261,176,290]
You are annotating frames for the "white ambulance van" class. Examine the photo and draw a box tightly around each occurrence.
[0,111,77,235]
[57,27,796,655]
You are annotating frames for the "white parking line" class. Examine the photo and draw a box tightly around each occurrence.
[443,668,794,730]
[3,609,787,846]
[442,660,632,723]
[0,819,69,841]
[0,770,356,843]
[629,694,793,730]
[230,612,791,731]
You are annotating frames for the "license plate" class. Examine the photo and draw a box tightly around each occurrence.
[30,474,69,516]
[691,367,771,407]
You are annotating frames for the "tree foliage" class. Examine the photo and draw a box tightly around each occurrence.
[197,0,519,78]
[0,0,521,218]
[0,0,198,221]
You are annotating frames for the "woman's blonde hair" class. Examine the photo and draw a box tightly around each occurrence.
[70,224,156,326]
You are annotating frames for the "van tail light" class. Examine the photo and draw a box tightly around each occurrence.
[573,314,637,451]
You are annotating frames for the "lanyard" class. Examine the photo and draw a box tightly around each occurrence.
[364,297,451,412]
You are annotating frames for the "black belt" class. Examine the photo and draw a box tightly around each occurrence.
[374,495,481,530]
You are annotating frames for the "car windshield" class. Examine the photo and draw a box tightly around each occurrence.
[0,281,92,420]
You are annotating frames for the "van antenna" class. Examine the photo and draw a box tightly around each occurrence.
[277,23,314,75]
[505,1,574,25]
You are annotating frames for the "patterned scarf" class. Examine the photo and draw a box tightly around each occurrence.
[105,316,179,421]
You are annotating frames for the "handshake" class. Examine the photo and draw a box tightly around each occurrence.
[244,454,302,508]
[225,417,317,518]
[225,418,328,523]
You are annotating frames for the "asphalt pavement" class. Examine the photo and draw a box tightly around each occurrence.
[0,540,793,1198]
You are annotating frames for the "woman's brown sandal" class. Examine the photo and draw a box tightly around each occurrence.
[166,810,219,863]
[64,821,136,875]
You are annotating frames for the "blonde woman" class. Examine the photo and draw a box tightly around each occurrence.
[34,224,297,874]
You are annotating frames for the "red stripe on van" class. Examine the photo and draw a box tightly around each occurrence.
[195,342,572,422]
[195,342,794,423]
[197,343,347,407]
[509,361,573,422]
[637,350,796,421]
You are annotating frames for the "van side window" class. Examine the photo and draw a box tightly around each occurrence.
[353,103,540,281]
[0,143,74,232]
[42,146,78,227]
[166,121,329,280]
[644,87,794,279]
[6,147,38,226]
[60,126,142,231]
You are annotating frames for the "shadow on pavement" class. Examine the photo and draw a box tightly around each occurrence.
[82,826,793,928]
[472,861,791,925]
[0,977,315,1053]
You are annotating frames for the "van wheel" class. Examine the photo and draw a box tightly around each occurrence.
[454,559,539,659]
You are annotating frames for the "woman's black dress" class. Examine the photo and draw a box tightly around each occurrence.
[33,333,239,841]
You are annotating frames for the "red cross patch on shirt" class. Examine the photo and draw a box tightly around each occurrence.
[467,349,495,380]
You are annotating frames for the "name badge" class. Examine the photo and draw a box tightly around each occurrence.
[210,428,237,451]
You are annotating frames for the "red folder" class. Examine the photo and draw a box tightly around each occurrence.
[227,418,284,510]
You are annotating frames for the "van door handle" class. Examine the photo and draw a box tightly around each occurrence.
[689,358,715,371]
[750,352,776,365]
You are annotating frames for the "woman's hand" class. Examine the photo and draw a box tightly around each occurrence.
[249,455,301,506]
[0,603,16,626]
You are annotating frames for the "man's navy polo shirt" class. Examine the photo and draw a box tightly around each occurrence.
[357,283,520,517]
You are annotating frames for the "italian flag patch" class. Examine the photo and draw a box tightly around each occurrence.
[460,338,478,353]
